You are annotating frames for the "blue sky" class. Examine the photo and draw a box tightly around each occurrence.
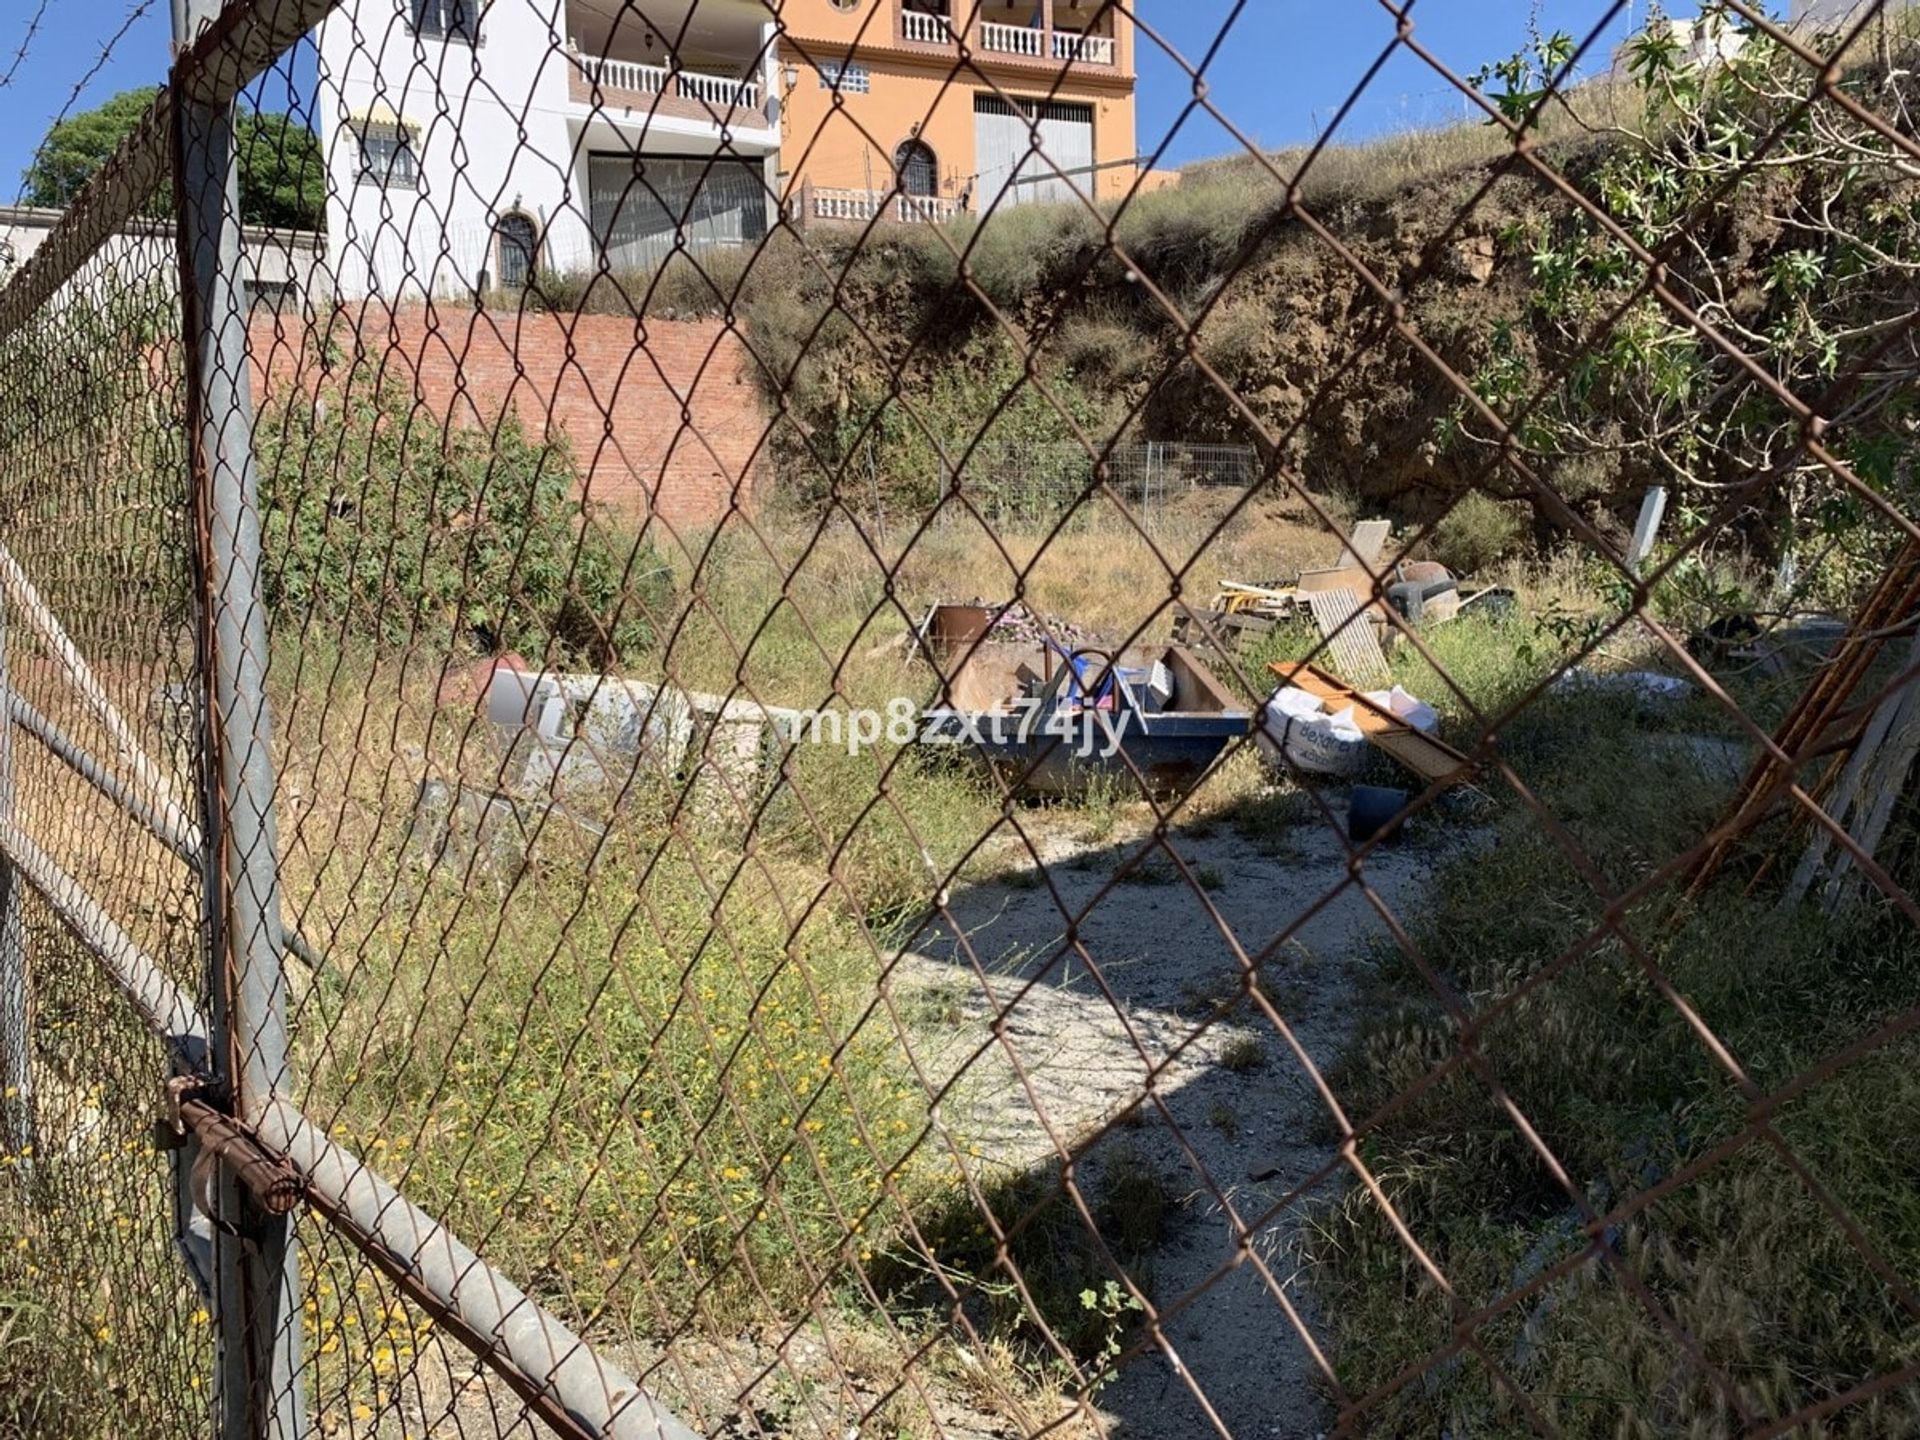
[0,1,1693,202]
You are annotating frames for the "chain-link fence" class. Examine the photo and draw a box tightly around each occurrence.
[3,1,1920,1437]
[848,440,1261,535]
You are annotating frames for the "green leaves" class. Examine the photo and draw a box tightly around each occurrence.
[1470,29,1577,127]
[20,88,163,212]
[256,373,668,664]
[21,88,323,230]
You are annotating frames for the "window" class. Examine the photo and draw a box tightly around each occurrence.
[412,0,478,42]
[357,128,418,189]
[817,61,871,94]
[894,139,938,197]
[494,213,538,289]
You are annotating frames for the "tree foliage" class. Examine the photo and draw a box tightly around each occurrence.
[21,87,324,230]
[1454,2,1920,596]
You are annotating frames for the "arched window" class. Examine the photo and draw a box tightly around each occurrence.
[494,213,538,289]
[894,139,938,198]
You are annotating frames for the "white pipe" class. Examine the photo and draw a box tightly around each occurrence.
[261,1100,700,1440]
[0,815,206,1056]
[0,813,693,1440]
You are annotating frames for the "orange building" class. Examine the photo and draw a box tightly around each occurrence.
[774,1,1139,223]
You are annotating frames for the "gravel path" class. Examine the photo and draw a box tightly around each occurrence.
[898,810,1441,1439]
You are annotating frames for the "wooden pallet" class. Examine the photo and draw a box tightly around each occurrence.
[1172,604,1282,655]
[1342,518,1393,569]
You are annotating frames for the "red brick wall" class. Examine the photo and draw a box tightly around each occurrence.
[246,303,770,533]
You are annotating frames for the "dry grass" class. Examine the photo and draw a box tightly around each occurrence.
[13,476,1905,1437]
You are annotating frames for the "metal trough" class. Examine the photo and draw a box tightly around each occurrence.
[917,604,1250,797]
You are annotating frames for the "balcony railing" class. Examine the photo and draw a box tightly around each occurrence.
[1052,30,1115,65]
[901,10,953,44]
[978,21,1043,57]
[970,18,1117,65]
[570,51,762,112]
[810,187,963,225]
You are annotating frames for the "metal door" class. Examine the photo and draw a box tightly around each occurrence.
[588,154,767,272]
[974,95,1093,208]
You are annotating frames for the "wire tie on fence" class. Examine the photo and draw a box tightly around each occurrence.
[156,1074,305,1224]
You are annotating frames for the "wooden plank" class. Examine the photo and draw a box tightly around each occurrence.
[1218,581,1297,602]
[1269,661,1476,787]
[1297,564,1368,595]
[1305,587,1391,688]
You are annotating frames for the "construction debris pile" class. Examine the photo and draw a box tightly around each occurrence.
[447,526,1917,878]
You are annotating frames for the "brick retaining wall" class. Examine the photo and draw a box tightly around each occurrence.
[247,302,771,532]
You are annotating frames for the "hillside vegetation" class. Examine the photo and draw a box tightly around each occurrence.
[519,11,1918,600]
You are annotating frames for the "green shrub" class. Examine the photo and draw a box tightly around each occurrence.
[809,331,1114,516]
[1054,307,1159,384]
[255,374,669,664]
[512,247,760,320]
[1110,166,1285,290]
[953,202,1102,311]
[1430,490,1526,574]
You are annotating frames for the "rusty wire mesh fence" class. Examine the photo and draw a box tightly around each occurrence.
[3,0,1920,1436]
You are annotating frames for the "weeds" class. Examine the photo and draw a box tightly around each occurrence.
[1093,1143,1174,1256]
[1305,616,1920,1433]
[1219,1034,1267,1074]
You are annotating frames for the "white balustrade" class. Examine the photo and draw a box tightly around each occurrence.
[573,52,761,112]
[901,10,952,44]
[810,188,962,224]
[1052,30,1115,64]
[979,21,1043,56]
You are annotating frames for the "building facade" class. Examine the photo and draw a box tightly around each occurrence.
[776,0,1139,225]
[318,0,783,299]
[317,0,1138,299]
[0,206,326,307]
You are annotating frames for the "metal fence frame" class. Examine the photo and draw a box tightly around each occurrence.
[0,1,1916,1436]
[0,2,698,1435]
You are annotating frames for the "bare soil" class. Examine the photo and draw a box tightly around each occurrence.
[896,804,1441,1439]
[376,792,1442,1440]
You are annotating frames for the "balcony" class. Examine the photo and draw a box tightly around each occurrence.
[806,187,964,225]
[978,21,1043,58]
[1052,30,1115,66]
[567,50,769,131]
[950,7,1121,69]
[901,8,954,45]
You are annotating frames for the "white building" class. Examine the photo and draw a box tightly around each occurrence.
[318,0,781,300]
[0,205,326,308]
[1791,0,1879,25]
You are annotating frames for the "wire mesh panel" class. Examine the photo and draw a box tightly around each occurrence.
[3,0,1920,1436]
[0,184,208,1436]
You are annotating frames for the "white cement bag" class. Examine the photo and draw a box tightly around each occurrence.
[1257,687,1368,777]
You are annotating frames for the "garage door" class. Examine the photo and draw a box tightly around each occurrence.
[974,95,1094,208]
[587,154,767,272]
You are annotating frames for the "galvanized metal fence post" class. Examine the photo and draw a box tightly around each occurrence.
[0,597,33,1174]
[170,1,305,1435]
